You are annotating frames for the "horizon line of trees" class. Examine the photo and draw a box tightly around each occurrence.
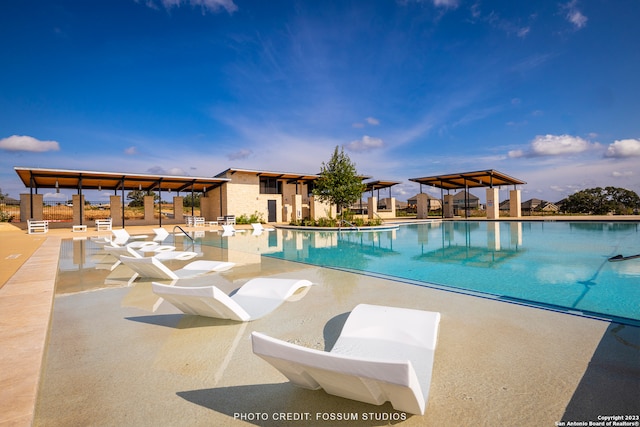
[561,186,639,215]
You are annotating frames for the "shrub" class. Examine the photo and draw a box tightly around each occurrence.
[0,210,13,222]
[236,211,265,224]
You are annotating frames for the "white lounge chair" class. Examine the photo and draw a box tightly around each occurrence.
[120,256,234,280]
[221,224,246,235]
[153,227,170,242]
[251,304,441,415]
[151,278,314,321]
[251,223,274,233]
[111,228,149,245]
[104,245,197,261]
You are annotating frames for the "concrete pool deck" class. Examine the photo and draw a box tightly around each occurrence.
[1,219,639,426]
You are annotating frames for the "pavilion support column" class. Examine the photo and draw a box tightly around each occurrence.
[72,194,84,226]
[20,193,43,221]
[110,196,122,226]
[367,196,377,220]
[486,187,500,220]
[200,194,212,221]
[173,196,184,223]
[443,194,454,218]
[143,195,155,224]
[415,193,429,219]
[292,194,302,221]
[509,189,522,218]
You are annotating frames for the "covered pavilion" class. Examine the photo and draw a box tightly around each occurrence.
[14,167,230,227]
[409,169,526,219]
[360,180,401,219]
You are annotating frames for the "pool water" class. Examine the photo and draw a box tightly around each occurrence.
[247,221,640,324]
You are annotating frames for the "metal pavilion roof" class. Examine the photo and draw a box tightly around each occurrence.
[409,169,526,190]
[14,167,230,194]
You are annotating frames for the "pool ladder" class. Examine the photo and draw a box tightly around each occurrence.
[172,225,194,244]
[339,219,359,231]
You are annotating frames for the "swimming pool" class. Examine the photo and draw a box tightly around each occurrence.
[202,221,640,325]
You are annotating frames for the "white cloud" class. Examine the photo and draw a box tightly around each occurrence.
[146,166,188,176]
[612,171,634,178]
[508,134,597,158]
[125,146,137,155]
[366,117,380,126]
[561,0,588,29]
[432,0,458,8]
[146,0,237,14]
[346,135,384,153]
[227,149,252,160]
[604,139,640,158]
[0,135,60,152]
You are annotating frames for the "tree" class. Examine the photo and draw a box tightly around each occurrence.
[183,193,201,208]
[312,146,366,221]
[563,186,640,215]
[126,190,158,207]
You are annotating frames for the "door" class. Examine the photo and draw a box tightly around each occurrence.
[267,200,277,222]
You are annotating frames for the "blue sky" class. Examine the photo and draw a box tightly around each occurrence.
[1,0,639,203]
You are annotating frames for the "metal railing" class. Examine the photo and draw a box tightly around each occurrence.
[173,225,194,243]
[338,219,359,231]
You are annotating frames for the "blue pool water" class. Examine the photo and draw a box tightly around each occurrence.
[253,221,640,324]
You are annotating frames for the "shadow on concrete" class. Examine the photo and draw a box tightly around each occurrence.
[561,323,640,422]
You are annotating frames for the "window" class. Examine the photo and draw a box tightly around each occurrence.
[260,178,282,194]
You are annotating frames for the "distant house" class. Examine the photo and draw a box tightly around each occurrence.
[378,197,407,210]
[452,191,480,212]
[407,193,442,211]
[521,198,559,214]
[0,196,19,205]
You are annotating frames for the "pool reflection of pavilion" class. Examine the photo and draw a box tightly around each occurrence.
[414,221,524,267]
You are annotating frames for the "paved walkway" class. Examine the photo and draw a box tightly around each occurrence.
[0,223,208,426]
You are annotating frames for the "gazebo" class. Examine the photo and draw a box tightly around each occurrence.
[409,169,526,219]
[14,167,230,227]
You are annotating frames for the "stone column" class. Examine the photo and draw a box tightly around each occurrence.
[486,187,500,219]
[416,193,429,219]
[367,196,377,220]
[509,189,522,218]
[173,196,184,222]
[292,194,303,221]
[143,195,155,223]
[443,194,454,218]
[20,193,44,221]
[72,194,84,225]
[110,195,122,226]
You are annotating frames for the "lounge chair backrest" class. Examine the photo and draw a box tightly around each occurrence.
[152,283,250,321]
[252,304,440,415]
[119,256,178,280]
[250,223,263,231]
[153,228,169,242]
[252,332,426,415]
[111,228,131,245]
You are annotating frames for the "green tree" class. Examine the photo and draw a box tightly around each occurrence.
[563,186,640,215]
[312,146,366,221]
[183,193,201,208]
[126,190,158,207]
